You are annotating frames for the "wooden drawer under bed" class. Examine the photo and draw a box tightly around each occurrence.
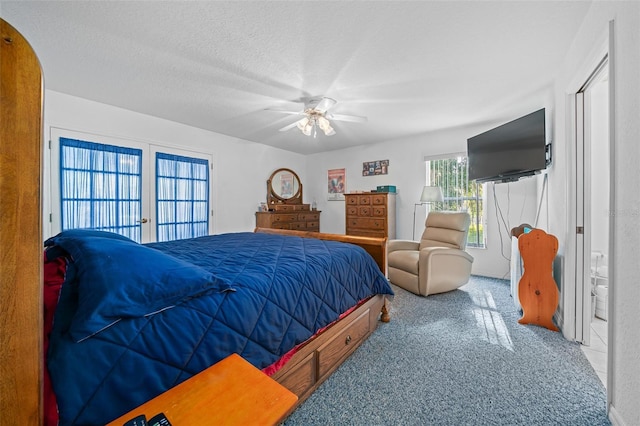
[271,295,388,406]
[317,309,370,377]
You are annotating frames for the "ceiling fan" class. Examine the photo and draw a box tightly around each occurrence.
[271,97,367,137]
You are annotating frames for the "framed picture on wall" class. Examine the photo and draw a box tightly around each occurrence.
[327,168,346,201]
[362,159,389,176]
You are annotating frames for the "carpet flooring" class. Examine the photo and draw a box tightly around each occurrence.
[283,276,610,425]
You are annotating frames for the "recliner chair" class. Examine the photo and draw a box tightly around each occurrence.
[388,211,474,296]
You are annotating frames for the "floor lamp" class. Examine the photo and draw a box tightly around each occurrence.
[413,185,444,239]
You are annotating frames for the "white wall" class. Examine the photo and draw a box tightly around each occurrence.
[305,123,542,279]
[42,90,306,238]
[550,2,640,424]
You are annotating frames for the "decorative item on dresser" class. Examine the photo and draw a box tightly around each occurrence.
[345,192,396,239]
[256,168,321,232]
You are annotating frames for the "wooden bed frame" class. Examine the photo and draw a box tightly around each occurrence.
[255,228,391,410]
[255,227,389,277]
[1,19,44,424]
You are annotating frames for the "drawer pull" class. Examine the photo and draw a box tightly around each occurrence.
[345,335,352,345]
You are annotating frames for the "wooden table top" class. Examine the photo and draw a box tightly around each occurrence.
[107,353,298,426]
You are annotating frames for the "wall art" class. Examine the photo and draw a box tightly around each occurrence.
[362,159,389,176]
[327,168,346,201]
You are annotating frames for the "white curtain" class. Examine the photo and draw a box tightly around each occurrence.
[60,137,142,242]
[155,153,209,242]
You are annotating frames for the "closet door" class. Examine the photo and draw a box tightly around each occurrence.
[1,18,44,424]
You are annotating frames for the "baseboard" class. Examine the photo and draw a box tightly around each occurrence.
[470,272,510,281]
[608,404,626,426]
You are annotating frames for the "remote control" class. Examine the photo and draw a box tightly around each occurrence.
[148,413,172,426]
[122,414,147,426]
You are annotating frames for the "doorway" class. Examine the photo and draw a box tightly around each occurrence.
[577,59,610,388]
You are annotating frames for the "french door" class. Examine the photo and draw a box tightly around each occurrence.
[49,127,213,243]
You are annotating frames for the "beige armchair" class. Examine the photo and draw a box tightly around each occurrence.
[388,211,474,296]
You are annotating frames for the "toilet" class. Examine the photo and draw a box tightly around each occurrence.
[591,252,609,321]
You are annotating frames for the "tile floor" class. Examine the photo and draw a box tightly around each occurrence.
[581,316,608,388]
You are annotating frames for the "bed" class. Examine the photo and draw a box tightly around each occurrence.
[44,228,393,425]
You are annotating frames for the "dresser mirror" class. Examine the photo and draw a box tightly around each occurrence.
[258,168,319,231]
[267,168,303,205]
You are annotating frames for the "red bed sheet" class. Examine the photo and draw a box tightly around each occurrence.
[44,251,66,426]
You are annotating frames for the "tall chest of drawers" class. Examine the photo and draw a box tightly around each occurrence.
[345,193,396,239]
[256,204,321,232]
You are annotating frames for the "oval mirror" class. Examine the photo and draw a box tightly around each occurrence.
[267,168,302,204]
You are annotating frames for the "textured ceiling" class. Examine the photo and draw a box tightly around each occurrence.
[1,1,591,155]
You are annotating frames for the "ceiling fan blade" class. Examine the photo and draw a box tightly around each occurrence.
[265,108,304,115]
[279,119,304,132]
[313,97,337,113]
[328,113,368,123]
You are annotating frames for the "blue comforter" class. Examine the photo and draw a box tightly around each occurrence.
[46,231,393,425]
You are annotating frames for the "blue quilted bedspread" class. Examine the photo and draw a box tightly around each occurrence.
[46,231,393,425]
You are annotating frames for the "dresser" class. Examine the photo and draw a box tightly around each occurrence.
[256,204,321,232]
[345,192,396,239]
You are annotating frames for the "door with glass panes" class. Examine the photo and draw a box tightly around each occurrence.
[50,128,212,243]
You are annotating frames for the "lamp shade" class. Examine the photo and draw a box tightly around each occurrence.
[420,186,444,203]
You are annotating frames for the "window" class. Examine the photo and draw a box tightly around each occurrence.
[427,155,485,248]
[60,137,143,242]
[155,153,210,242]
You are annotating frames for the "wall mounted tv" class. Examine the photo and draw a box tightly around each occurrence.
[467,108,548,183]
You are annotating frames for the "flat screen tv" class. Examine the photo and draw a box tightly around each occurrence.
[467,108,547,183]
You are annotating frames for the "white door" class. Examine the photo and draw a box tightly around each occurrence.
[575,90,589,344]
[575,59,609,345]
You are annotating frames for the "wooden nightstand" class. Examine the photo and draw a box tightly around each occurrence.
[107,354,298,426]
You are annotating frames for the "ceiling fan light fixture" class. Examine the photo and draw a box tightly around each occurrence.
[296,117,310,131]
[274,97,365,137]
[317,116,330,130]
[317,116,335,136]
[301,119,314,136]
[324,126,336,136]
